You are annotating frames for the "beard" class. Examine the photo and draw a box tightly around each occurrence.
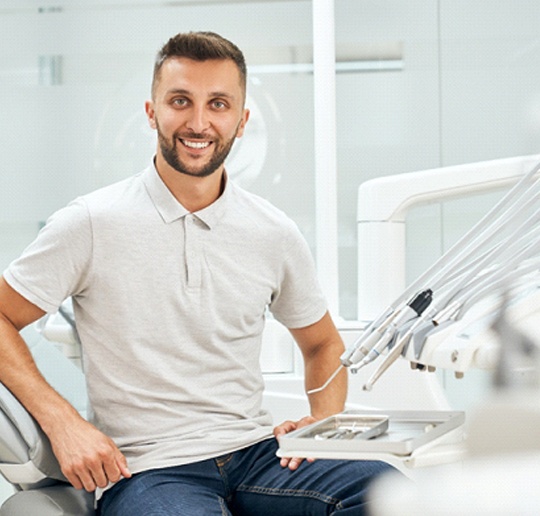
[156,122,238,178]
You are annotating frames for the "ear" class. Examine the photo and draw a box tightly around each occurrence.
[145,100,157,129]
[235,108,250,138]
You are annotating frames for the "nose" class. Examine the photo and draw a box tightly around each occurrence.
[185,104,210,134]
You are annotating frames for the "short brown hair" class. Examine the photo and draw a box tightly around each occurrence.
[152,31,247,98]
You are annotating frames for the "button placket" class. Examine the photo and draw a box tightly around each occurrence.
[184,214,202,288]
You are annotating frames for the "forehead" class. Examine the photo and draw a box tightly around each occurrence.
[155,57,244,100]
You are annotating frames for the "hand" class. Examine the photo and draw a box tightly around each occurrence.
[273,416,318,471]
[48,413,131,492]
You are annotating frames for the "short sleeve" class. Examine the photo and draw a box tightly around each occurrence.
[3,198,93,313]
[269,228,327,329]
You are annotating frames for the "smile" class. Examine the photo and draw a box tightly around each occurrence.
[181,139,212,150]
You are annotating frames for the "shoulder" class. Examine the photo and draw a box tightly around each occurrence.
[36,173,147,242]
[81,172,145,212]
[228,182,300,238]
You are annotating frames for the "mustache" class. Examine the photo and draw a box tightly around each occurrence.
[174,131,213,141]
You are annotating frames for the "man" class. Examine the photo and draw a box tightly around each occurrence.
[0,32,391,515]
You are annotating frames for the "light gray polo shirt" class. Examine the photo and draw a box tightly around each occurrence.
[4,163,327,474]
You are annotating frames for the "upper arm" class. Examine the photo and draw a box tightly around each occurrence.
[1,199,93,316]
[0,276,46,330]
[289,311,344,359]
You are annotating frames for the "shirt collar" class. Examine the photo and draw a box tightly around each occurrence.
[142,161,231,229]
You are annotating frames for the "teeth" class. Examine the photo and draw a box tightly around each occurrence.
[182,140,210,149]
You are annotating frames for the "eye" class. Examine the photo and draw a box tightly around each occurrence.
[172,97,188,107]
[211,100,227,110]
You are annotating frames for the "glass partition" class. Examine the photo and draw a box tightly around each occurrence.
[0,0,316,269]
[335,0,540,320]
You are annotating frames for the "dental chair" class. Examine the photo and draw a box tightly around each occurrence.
[0,327,94,515]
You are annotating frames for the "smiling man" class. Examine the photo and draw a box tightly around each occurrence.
[0,32,392,515]
[149,56,249,180]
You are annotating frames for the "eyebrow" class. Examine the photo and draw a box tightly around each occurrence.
[166,88,237,100]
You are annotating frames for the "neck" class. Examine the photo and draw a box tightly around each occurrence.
[154,155,225,212]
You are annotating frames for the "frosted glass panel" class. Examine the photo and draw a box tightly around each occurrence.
[335,0,441,319]
[440,0,540,165]
[243,74,315,237]
[404,189,506,286]
[0,222,40,272]
[0,1,316,269]
[336,0,540,319]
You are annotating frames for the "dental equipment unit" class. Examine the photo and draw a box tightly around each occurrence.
[317,155,540,394]
[279,154,540,473]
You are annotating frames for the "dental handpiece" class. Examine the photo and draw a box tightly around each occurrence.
[339,307,396,366]
[340,289,433,368]
[352,289,433,371]
[363,307,436,391]
[312,291,434,394]
[350,328,395,371]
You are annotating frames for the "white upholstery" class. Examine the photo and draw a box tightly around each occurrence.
[0,328,93,515]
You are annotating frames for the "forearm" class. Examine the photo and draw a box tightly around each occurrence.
[0,312,130,490]
[275,324,347,471]
[0,313,81,434]
[304,343,347,419]
[290,311,348,419]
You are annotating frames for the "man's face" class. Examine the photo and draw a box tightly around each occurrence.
[145,57,249,178]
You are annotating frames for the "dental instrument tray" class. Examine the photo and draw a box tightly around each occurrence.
[278,410,464,457]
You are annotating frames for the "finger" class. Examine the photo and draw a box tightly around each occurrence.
[273,420,297,438]
[91,463,109,489]
[279,456,305,470]
[117,454,132,479]
[77,468,98,492]
[102,458,122,485]
[102,450,131,485]
[287,457,304,471]
[64,471,84,491]
[280,456,291,468]
[295,416,317,429]
[62,462,94,491]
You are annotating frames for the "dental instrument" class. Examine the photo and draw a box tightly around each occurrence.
[351,289,432,370]
[363,308,438,390]
[306,364,344,395]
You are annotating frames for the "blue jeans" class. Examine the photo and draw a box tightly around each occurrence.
[99,438,393,515]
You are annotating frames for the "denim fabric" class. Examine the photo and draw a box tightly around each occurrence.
[99,438,393,516]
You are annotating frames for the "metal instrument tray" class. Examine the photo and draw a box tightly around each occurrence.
[278,410,465,457]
